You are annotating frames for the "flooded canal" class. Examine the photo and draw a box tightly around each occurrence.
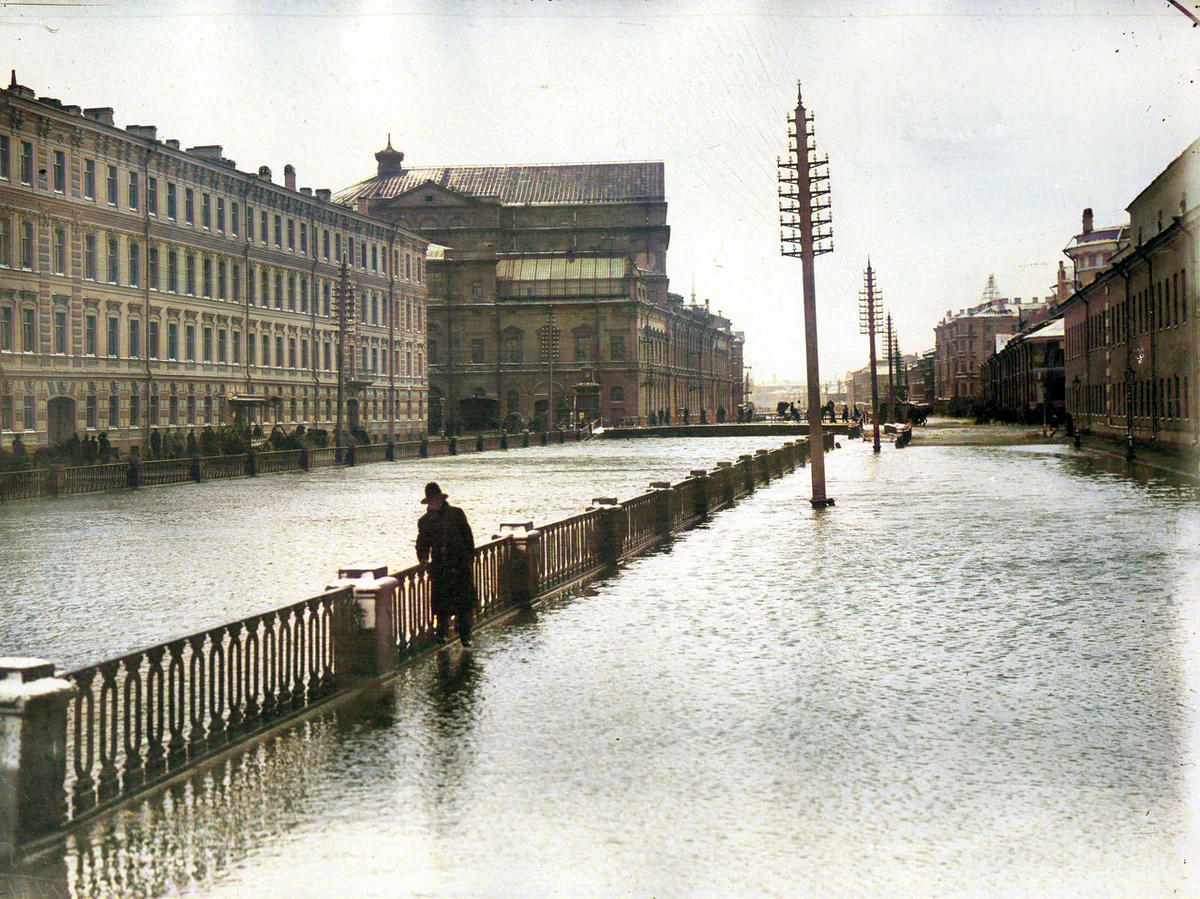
[4,438,1199,897]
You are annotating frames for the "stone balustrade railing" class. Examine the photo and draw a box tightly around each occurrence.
[0,435,833,861]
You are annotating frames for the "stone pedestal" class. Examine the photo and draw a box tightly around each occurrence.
[498,522,542,605]
[330,566,397,680]
[0,658,75,860]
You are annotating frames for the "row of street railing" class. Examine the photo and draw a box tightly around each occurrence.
[0,429,592,502]
[0,432,836,861]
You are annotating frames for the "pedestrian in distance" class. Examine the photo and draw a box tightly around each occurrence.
[416,481,476,647]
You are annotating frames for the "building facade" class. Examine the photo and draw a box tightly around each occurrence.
[335,143,742,430]
[933,275,1053,404]
[979,316,1065,423]
[0,76,429,453]
[1060,137,1198,451]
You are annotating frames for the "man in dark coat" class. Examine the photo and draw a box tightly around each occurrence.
[416,482,476,646]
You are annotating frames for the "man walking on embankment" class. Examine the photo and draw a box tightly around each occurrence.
[416,482,476,647]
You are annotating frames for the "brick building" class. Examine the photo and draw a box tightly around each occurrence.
[979,316,1065,423]
[1060,137,1198,451]
[335,142,743,430]
[0,76,429,452]
[933,275,1053,405]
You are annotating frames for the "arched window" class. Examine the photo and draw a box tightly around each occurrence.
[506,389,520,413]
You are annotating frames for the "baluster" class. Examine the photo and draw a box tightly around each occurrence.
[70,669,97,815]
[226,622,245,733]
[276,610,293,708]
[144,646,166,776]
[244,617,261,722]
[187,634,207,756]
[207,626,227,745]
[291,607,305,707]
[166,640,187,766]
[121,656,145,790]
[319,599,337,691]
[306,599,321,701]
[261,612,277,718]
[96,661,120,801]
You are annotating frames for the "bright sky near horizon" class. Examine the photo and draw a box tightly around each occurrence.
[4,0,1198,385]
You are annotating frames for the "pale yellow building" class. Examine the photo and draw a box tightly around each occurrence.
[0,75,429,452]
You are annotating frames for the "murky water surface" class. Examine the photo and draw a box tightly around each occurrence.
[4,439,1199,897]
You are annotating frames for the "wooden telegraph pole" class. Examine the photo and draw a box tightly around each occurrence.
[885,312,896,423]
[859,260,882,453]
[778,82,835,508]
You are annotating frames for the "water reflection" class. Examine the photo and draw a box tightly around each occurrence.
[4,441,1196,897]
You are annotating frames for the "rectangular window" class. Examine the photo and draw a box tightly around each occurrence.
[128,171,139,210]
[247,265,256,305]
[130,393,140,429]
[20,142,34,185]
[185,324,196,361]
[218,328,227,362]
[288,337,296,369]
[287,218,294,250]
[248,333,256,365]
[202,257,212,297]
[185,254,195,295]
[231,201,239,236]
[85,314,96,355]
[261,333,270,366]
[203,326,212,362]
[218,259,227,299]
[323,230,330,260]
[128,242,139,286]
[247,206,254,240]
[106,165,117,204]
[0,396,11,431]
[276,335,284,368]
[204,396,213,424]
[260,211,268,243]
[299,277,308,313]
[201,193,211,229]
[53,228,65,274]
[232,330,241,364]
[107,235,119,282]
[147,177,157,215]
[148,319,159,359]
[274,214,282,247]
[185,188,194,225]
[0,136,9,181]
[300,223,307,254]
[129,319,140,358]
[287,274,295,310]
[54,310,67,354]
[106,315,119,356]
[0,219,7,267]
[216,197,225,233]
[149,394,159,426]
[21,221,34,270]
[85,394,97,429]
[470,338,485,363]
[301,339,308,369]
[371,245,378,272]
[167,250,178,293]
[167,322,178,359]
[275,272,282,309]
[108,394,118,428]
[23,396,36,431]
[167,182,177,219]
[148,246,159,289]
[53,151,65,192]
[187,395,196,425]
[169,395,178,426]
[21,309,34,352]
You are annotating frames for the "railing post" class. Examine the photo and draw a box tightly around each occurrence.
[475,435,484,452]
[688,470,710,518]
[190,454,202,482]
[127,457,141,488]
[0,658,75,861]
[245,449,257,477]
[345,443,356,466]
[737,454,755,493]
[588,498,625,566]
[448,436,458,456]
[420,436,429,458]
[754,449,771,484]
[714,461,734,508]
[384,439,394,462]
[649,481,675,536]
[497,522,541,604]
[45,467,60,497]
[330,565,397,680]
[299,447,310,470]
[499,433,508,450]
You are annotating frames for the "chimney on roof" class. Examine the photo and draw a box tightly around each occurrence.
[165,139,180,150]
[126,125,157,141]
[316,188,331,202]
[258,165,272,182]
[84,107,115,126]
[375,134,405,178]
[187,145,224,161]
[1082,207,1094,235]
[300,187,312,196]
[284,164,296,191]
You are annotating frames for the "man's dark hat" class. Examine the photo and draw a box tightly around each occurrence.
[421,482,448,504]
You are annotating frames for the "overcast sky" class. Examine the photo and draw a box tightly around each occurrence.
[5,0,1199,385]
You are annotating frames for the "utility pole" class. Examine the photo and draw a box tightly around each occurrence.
[333,257,353,460]
[885,312,896,422]
[859,259,882,452]
[779,81,834,508]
